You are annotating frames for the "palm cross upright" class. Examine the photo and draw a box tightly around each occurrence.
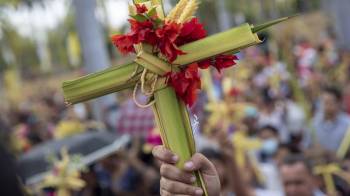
[62,0,291,194]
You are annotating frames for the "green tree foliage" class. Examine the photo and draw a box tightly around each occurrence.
[47,11,76,69]
[0,21,39,74]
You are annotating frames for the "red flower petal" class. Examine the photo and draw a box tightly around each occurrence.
[198,59,212,69]
[111,34,136,54]
[135,4,148,14]
[176,18,207,46]
[213,54,238,73]
[229,88,241,97]
[129,19,153,32]
[166,63,201,107]
[156,22,186,62]
[112,19,159,54]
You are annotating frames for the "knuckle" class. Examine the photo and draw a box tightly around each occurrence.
[185,185,196,194]
[163,192,170,196]
[177,171,190,182]
[167,181,177,191]
[193,153,204,160]
[160,189,170,196]
[175,169,184,179]
[160,164,170,176]
[160,177,167,187]
[192,153,207,166]
[153,146,174,162]
[164,151,173,160]
[152,146,161,156]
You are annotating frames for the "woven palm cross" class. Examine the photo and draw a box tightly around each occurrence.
[62,0,291,194]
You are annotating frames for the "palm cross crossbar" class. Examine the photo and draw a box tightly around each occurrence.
[62,0,292,194]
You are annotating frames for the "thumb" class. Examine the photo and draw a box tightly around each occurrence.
[183,153,217,176]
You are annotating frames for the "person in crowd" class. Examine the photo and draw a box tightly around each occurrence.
[307,86,350,152]
[257,88,289,142]
[257,125,284,193]
[279,155,325,196]
[200,148,233,196]
[258,125,280,162]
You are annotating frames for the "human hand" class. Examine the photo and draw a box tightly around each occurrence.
[152,146,220,196]
[216,130,235,160]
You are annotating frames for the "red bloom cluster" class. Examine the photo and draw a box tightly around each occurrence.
[135,4,148,14]
[176,18,207,46]
[166,54,238,106]
[195,55,238,72]
[167,63,201,107]
[111,11,206,63]
[156,22,185,62]
[111,5,238,106]
[213,54,238,72]
[111,19,157,54]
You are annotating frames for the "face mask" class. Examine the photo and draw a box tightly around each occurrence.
[261,139,278,155]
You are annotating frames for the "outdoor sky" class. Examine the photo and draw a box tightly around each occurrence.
[2,0,173,39]
[2,0,131,38]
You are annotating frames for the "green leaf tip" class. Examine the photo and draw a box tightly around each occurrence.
[252,14,299,33]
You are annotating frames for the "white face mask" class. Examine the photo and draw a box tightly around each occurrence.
[261,139,278,155]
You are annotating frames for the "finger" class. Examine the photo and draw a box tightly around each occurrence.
[160,177,203,196]
[183,153,217,176]
[152,145,179,164]
[160,163,196,184]
[160,188,191,196]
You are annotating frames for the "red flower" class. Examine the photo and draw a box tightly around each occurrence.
[129,19,152,32]
[198,59,212,69]
[229,88,241,97]
[111,34,136,54]
[213,54,238,72]
[167,63,201,106]
[129,19,158,45]
[112,19,158,55]
[135,4,148,14]
[156,22,186,62]
[176,18,207,46]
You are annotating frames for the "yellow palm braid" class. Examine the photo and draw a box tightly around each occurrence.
[205,101,232,133]
[314,163,342,195]
[269,74,281,92]
[336,127,350,159]
[40,148,85,196]
[54,120,85,139]
[232,131,262,166]
[231,131,264,184]
[314,163,350,195]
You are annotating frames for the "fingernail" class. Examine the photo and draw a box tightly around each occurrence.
[184,161,194,169]
[190,176,196,183]
[172,155,179,162]
[195,189,203,196]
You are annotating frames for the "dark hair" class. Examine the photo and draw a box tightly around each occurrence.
[259,125,279,136]
[261,87,276,105]
[323,86,342,101]
[200,148,224,162]
[281,154,312,174]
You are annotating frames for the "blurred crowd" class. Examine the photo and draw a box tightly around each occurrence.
[1,19,350,196]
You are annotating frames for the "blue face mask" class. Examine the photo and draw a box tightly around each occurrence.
[261,139,278,155]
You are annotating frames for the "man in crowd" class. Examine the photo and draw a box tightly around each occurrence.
[308,86,350,152]
[279,155,324,196]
